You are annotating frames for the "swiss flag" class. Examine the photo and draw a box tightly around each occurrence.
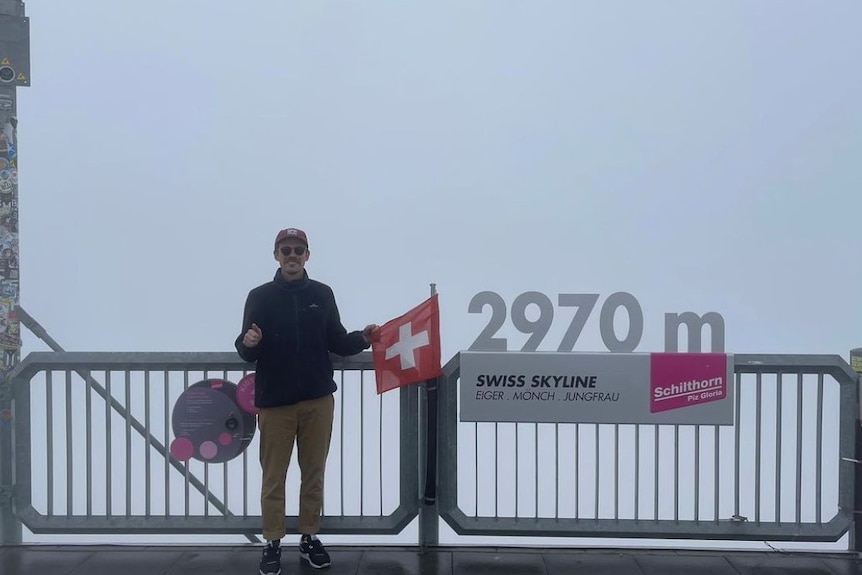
[372,294,442,394]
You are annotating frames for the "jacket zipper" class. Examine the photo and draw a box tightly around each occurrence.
[293,293,301,389]
[292,293,300,352]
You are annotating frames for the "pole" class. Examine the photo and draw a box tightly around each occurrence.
[418,283,439,548]
[0,0,29,545]
[851,348,862,552]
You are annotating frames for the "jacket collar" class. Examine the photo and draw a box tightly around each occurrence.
[273,268,310,290]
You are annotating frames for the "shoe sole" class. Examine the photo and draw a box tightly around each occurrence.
[299,552,331,569]
[259,569,281,575]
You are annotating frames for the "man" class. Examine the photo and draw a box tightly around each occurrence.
[235,227,377,574]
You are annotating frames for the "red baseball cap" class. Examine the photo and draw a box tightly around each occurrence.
[274,228,309,247]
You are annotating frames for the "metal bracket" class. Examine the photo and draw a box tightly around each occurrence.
[0,378,11,402]
[0,485,13,506]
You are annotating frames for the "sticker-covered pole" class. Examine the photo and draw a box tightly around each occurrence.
[0,0,29,546]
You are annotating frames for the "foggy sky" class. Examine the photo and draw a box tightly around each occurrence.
[15,0,861,362]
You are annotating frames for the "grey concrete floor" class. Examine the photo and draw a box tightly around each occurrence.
[1,545,862,574]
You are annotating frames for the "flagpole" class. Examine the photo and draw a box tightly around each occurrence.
[418,283,439,547]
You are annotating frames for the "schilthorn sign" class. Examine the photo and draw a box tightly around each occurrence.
[462,291,732,425]
[459,351,734,425]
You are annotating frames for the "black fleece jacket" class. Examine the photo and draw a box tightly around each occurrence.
[234,269,369,408]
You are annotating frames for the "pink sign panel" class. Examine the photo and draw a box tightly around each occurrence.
[650,353,728,414]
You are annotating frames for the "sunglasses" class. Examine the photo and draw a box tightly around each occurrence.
[279,245,307,256]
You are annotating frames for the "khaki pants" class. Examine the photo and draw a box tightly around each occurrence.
[258,394,334,541]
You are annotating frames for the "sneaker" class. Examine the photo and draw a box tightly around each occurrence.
[299,534,331,569]
[259,543,281,575]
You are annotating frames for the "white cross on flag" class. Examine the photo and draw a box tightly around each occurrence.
[371,294,442,394]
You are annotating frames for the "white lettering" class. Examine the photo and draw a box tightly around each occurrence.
[653,377,724,401]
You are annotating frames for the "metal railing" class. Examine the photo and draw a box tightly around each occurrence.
[437,354,858,542]
[2,350,860,547]
[6,351,419,538]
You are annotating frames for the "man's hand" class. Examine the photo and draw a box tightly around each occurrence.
[362,324,380,344]
[243,323,262,347]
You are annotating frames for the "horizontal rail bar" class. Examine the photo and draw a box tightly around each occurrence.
[441,508,854,541]
[11,352,373,379]
[17,505,415,536]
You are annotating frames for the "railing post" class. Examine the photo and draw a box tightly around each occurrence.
[851,348,862,553]
[0,374,21,544]
[418,283,440,548]
[418,377,440,547]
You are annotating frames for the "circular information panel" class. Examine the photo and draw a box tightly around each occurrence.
[170,379,256,463]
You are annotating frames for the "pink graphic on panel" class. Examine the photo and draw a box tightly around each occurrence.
[236,373,259,414]
[650,353,728,413]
